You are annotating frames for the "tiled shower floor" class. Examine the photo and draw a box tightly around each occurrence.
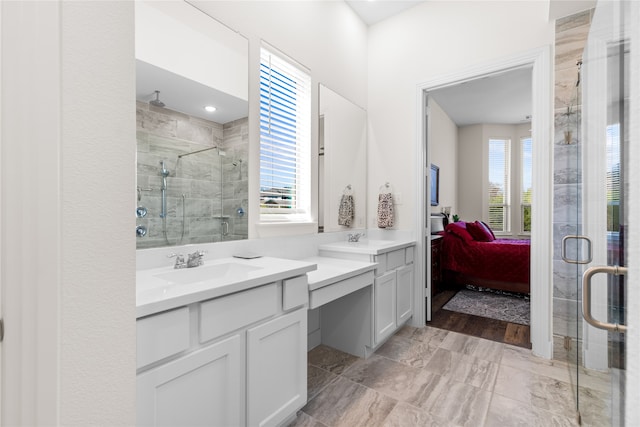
[289,325,612,427]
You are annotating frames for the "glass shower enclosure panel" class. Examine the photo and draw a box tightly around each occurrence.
[554,2,637,426]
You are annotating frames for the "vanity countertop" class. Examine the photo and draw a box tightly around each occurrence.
[318,238,416,255]
[136,256,316,318]
[299,256,377,291]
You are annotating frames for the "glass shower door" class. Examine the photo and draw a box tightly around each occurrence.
[577,1,632,424]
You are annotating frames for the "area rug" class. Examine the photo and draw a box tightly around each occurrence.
[442,289,530,325]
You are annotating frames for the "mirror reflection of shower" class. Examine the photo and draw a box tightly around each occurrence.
[159,160,185,246]
[135,0,249,249]
[159,160,169,218]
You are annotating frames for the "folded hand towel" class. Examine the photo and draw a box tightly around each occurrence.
[377,193,394,228]
[338,194,354,227]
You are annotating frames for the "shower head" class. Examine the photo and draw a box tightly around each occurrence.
[150,90,165,108]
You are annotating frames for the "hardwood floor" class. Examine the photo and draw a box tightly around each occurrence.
[428,290,531,349]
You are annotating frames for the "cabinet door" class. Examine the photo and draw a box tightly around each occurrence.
[396,264,414,325]
[247,308,307,427]
[374,270,396,345]
[137,334,242,427]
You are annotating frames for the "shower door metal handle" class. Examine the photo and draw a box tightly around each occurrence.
[562,235,593,264]
[582,265,627,333]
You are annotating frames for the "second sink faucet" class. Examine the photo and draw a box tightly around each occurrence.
[348,233,364,242]
[187,250,206,268]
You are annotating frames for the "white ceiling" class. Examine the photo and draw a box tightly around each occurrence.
[345,0,426,26]
[346,0,596,27]
[135,60,248,124]
[428,67,533,126]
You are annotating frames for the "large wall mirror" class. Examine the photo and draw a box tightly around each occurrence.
[318,85,367,232]
[135,1,248,249]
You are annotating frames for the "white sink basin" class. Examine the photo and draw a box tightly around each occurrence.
[154,263,263,285]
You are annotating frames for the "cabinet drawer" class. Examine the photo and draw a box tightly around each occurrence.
[283,275,309,311]
[373,253,387,276]
[387,249,405,270]
[200,283,278,343]
[309,270,374,309]
[405,246,414,264]
[137,307,190,369]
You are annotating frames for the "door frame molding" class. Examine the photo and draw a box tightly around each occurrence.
[415,46,554,358]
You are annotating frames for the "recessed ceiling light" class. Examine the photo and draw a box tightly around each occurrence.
[204,105,217,113]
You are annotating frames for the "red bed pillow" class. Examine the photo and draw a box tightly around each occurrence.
[445,222,474,242]
[466,221,495,242]
[480,221,496,240]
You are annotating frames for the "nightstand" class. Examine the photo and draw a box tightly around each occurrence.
[430,235,443,296]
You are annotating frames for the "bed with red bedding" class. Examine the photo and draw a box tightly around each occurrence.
[441,221,530,294]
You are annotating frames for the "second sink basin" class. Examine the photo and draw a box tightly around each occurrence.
[154,263,263,285]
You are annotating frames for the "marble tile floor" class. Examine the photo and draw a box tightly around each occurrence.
[289,325,612,427]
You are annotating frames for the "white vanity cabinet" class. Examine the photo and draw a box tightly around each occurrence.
[136,273,310,427]
[247,309,307,427]
[318,241,416,353]
[374,270,397,344]
[137,334,243,427]
[396,264,414,325]
[373,250,415,345]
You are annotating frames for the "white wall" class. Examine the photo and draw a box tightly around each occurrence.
[136,1,248,101]
[1,2,135,424]
[367,1,554,231]
[429,99,458,216]
[60,3,136,423]
[190,1,368,238]
[457,124,484,221]
[457,122,531,233]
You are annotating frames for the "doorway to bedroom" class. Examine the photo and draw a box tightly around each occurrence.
[421,65,535,348]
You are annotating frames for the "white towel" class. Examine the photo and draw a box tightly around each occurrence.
[377,193,394,228]
[338,194,354,227]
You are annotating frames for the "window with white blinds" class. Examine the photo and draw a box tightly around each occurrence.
[521,137,532,233]
[606,123,621,232]
[488,138,511,232]
[259,47,311,220]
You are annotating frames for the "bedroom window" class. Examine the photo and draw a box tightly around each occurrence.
[606,123,620,232]
[521,137,532,233]
[259,46,311,221]
[488,138,511,232]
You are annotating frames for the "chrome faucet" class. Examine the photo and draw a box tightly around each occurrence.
[168,253,186,269]
[187,250,206,268]
[348,233,364,242]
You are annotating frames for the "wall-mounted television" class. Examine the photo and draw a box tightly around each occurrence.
[430,164,439,206]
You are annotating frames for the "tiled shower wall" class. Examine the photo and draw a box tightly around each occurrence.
[136,101,248,249]
[552,10,593,361]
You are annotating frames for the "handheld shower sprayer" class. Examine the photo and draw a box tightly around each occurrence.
[160,161,170,218]
[160,160,170,186]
